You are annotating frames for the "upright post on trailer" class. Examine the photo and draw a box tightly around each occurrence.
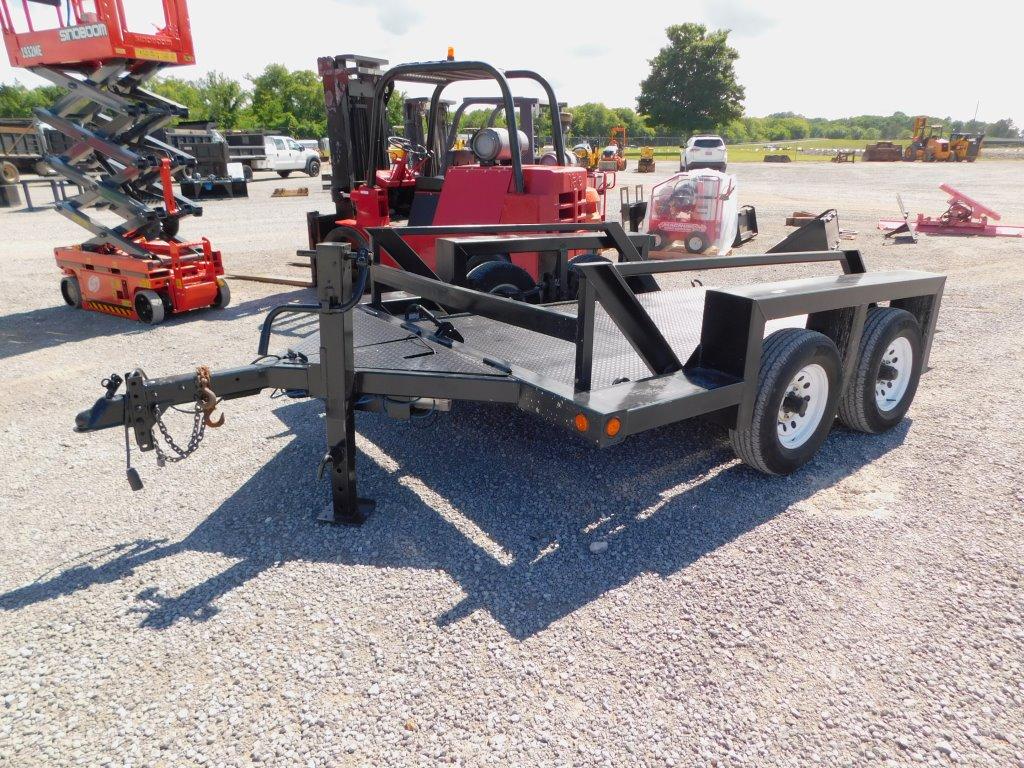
[315,243,374,524]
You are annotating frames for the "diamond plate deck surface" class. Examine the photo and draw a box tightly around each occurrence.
[279,307,502,376]
[445,288,709,389]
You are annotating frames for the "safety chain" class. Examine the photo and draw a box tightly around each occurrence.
[152,366,223,466]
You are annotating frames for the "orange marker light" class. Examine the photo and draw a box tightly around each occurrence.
[605,417,622,437]
[447,46,455,61]
[574,414,589,432]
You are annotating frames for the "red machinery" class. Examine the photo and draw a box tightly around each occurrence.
[646,170,742,254]
[879,184,1024,239]
[1,0,228,323]
[308,56,608,301]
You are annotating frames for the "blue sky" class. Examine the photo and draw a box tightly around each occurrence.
[2,0,1019,125]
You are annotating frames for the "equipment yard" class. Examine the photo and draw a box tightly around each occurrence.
[1,160,1022,766]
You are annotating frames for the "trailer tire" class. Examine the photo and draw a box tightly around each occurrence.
[684,231,709,254]
[134,290,166,325]
[838,307,922,434]
[277,170,292,179]
[467,261,538,302]
[243,165,253,181]
[34,160,53,176]
[1,160,18,184]
[61,275,82,308]
[306,159,321,177]
[729,328,842,475]
[565,252,611,299]
[465,253,510,274]
[212,279,231,310]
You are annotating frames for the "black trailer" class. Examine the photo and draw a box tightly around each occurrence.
[76,223,944,525]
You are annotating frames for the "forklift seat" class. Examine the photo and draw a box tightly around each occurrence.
[408,176,445,226]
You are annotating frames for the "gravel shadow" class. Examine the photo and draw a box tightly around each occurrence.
[0,397,909,638]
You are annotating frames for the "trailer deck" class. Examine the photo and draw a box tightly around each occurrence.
[75,223,945,527]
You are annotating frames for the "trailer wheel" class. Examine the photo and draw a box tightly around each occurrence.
[684,231,709,254]
[565,252,611,299]
[134,290,166,325]
[306,159,321,177]
[277,170,292,179]
[34,160,53,177]
[467,261,538,302]
[838,307,922,434]
[243,165,253,181]
[60,275,82,308]
[465,253,510,274]
[729,329,842,475]
[212,279,231,310]
[1,160,18,184]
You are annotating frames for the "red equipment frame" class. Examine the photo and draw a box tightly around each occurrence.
[1,0,195,69]
[878,184,1024,238]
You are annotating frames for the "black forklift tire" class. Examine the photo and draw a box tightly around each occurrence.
[467,261,537,302]
[278,170,292,179]
[161,217,180,240]
[684,231,709,254]
[134,290,166,325]
[324,225,369,250]
[565,252,611,299]
[838,307,923,434]
[60,275,82,308]
[729,328,842,475]
[212,279,231,310]
[306,159,321,177]
[243,165,254,181]
[465,253,510,274]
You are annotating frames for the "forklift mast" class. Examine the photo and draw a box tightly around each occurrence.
[318,53,390,219]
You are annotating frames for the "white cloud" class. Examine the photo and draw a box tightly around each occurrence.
[701,0,777,36]
[333,0,423,35]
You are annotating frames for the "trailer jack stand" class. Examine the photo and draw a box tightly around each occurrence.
[317,443,375,526]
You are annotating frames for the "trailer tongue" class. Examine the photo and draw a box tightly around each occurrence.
[75,223,945,525]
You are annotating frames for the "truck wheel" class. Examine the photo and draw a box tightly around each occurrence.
[277,170,292,179]
[684,231,709,253]
[134,290,166,325]
[565,252,610,299]
[212,279,231,310]
[34,160,53,176]
[838,307,922,434]
[306,159,321,177]
[243,165,253,181]
[467,261,538,302]
[730,328,842,475]
[1,161,18,184]
[60,275,82,308]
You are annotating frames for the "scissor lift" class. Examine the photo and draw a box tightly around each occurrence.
[1,0,228,323]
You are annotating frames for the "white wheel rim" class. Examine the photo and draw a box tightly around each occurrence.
[777,363,829,449]
[876,336,913,412]
[688,236,703,251]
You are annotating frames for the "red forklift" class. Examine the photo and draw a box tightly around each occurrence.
[1,0,228,323]
[307,54,618,302]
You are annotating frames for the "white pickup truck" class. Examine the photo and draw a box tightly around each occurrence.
[225,133,322,179]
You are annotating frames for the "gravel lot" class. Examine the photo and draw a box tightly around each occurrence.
[1,162,1022,767]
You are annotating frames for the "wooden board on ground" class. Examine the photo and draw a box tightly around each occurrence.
[226,272,313,287]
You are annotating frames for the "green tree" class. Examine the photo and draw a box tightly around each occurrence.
[0,82,67,117]
[637,23,744,138]
[248,64,326,138]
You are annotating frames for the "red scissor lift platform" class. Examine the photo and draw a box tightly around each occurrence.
[1,0,228,323]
